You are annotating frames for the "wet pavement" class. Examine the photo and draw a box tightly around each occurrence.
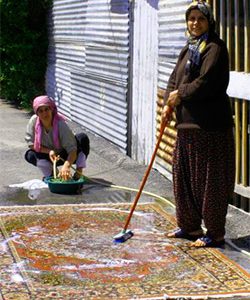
[0,99,250,299]
[3,184,152,206]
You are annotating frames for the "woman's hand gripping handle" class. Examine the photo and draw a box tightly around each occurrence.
[161,105,174,127]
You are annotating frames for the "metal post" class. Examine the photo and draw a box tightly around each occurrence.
[243,0,250,190]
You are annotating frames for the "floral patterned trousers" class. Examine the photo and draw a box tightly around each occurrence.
[172,128,235,239]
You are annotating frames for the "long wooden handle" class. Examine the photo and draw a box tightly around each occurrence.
[53,159,57,179]
[123,106,173,231]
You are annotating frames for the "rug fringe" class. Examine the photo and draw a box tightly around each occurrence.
[163,292,250,299]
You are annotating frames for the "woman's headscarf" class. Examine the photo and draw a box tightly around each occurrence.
[33,95,66,152]
[185,1,215,32]
[185,1,216,75]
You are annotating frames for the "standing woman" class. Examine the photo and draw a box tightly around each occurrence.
[162,1,235,247]
[25,95,90,180]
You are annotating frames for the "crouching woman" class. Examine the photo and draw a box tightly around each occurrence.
[25,95,89,180]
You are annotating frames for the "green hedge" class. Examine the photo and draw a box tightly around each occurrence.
[0,0,51,108]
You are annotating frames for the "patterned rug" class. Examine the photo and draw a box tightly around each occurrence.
[0,203,250,300]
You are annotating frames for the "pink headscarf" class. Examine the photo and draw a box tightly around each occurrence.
[33,95,66,152]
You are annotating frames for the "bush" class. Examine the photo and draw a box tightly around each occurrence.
[0,0,51,108]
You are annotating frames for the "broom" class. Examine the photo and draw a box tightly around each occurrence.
[113,106,173,243]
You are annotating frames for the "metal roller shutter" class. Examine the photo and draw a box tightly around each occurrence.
[156,0,190,179]
[46,0,130,153]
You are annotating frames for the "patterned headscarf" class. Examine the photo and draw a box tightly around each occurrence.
[33,95,65,152]
[185,1,215,75]
[185,1,215,31]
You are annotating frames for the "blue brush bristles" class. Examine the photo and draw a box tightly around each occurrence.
[113,229,134,243]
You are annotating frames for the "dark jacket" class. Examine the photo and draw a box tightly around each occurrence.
[165,33,234,130]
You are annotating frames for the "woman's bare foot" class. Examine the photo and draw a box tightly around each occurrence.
[190,236,225,248]
[166,229,203,240]
[167,229,203,238]
[73,168,83,180]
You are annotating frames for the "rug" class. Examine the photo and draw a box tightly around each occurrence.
[0,203,250,300]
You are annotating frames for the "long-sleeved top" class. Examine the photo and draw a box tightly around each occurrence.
[25,114,77,153]
[165,33,234,131]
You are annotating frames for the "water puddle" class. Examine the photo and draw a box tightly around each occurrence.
[4,181,154,206]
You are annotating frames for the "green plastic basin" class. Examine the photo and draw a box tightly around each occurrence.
[46,176,86,194]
